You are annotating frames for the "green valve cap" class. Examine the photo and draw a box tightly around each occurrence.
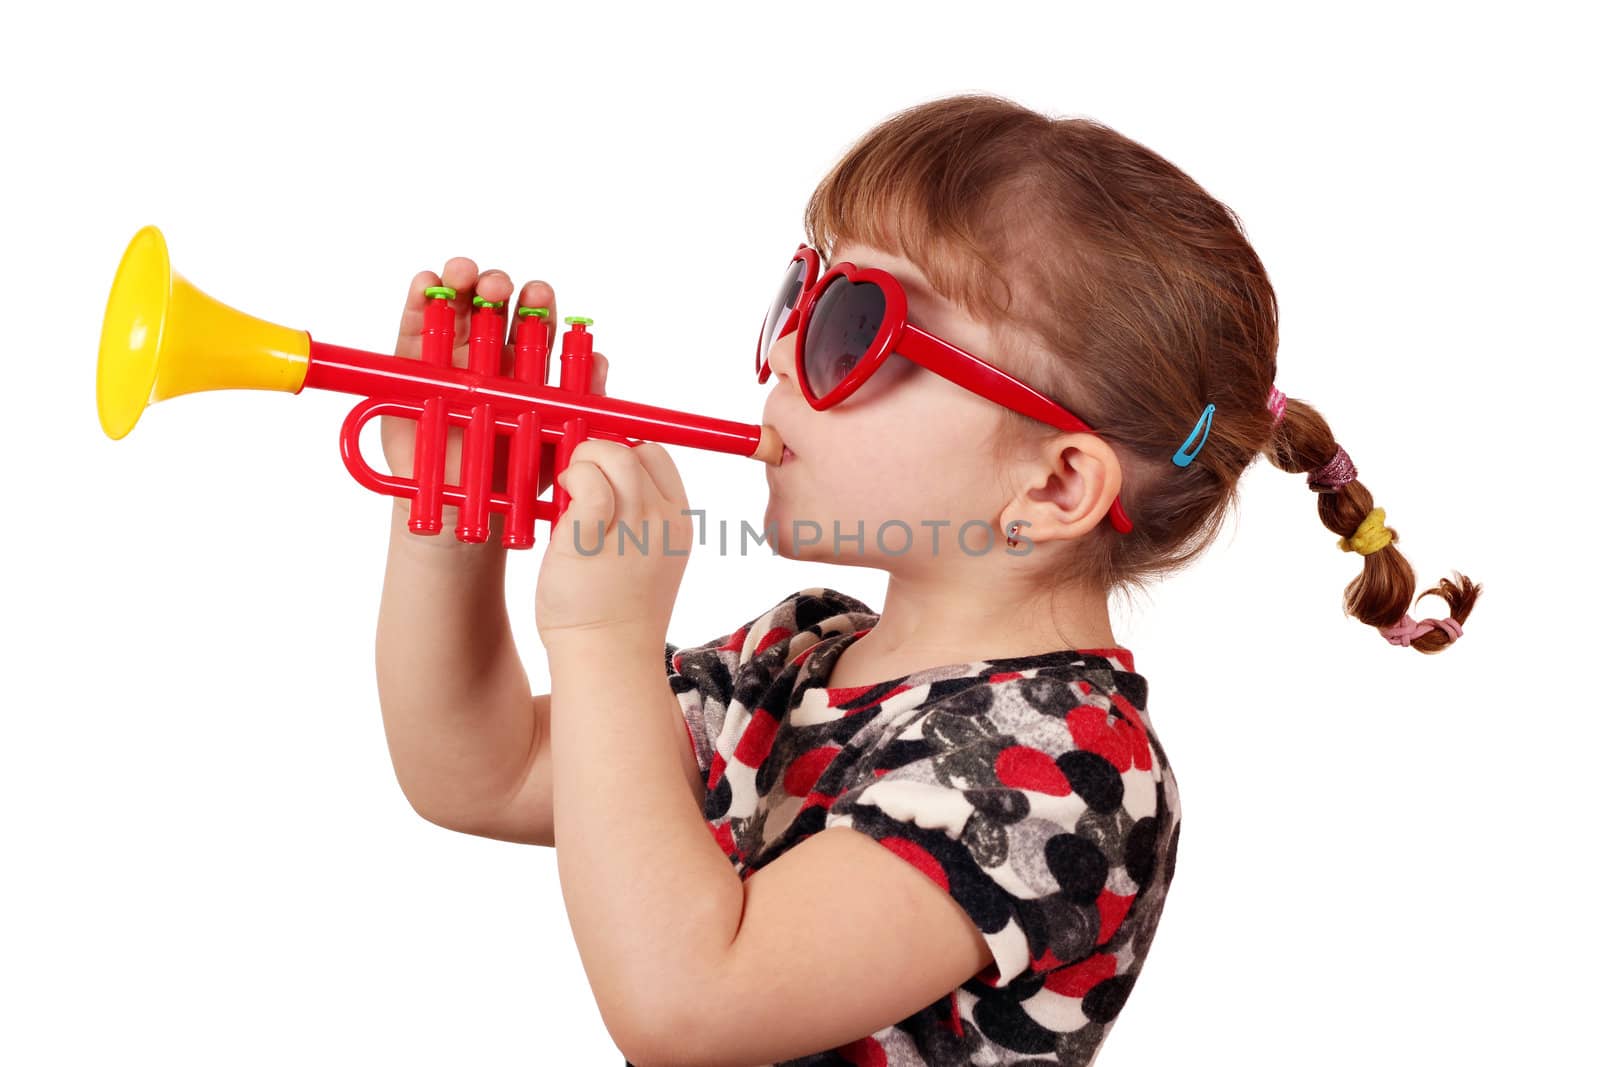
[424,285,457,300]
[518,306,551,319]
[564,315,593,326]
[472,295,507,309]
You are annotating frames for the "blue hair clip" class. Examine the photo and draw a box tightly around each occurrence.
[1172,403,1215,468]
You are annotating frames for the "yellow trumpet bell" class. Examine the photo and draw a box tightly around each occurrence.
[96,225,313,440]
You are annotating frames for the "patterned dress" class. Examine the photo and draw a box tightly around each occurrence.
[638,587,1181,1066]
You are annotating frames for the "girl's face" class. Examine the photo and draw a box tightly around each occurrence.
[759,241,1019,571]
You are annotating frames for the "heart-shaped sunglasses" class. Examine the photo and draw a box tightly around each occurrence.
[755,243,1133,535]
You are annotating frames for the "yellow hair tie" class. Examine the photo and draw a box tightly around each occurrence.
[1338,507,1394,555]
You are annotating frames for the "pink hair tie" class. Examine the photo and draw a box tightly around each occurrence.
[1267,385,1288,426]
[1379,614,1464,647]
[1307,445,1358,493]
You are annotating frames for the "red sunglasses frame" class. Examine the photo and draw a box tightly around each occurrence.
[755,243,1134,535]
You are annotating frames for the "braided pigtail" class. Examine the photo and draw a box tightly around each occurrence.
[1261,386,1482,653]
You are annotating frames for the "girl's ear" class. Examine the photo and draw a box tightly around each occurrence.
[999,432,1123,545]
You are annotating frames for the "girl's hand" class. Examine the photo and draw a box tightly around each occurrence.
[534,440,694,650]
[380,259,610,544]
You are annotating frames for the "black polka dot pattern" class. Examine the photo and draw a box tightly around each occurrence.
[662,587,1182,1066]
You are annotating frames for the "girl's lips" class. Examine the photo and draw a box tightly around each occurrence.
[782,445,798,463]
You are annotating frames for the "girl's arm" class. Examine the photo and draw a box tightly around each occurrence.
[544,633,992,1067]
[376,499,706,845]
[375,500,539,833]
[373,262,550,835]
[465,690,707,847]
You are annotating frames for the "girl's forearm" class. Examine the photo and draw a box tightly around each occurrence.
[546,633,743,1040]
[375,500,537,827]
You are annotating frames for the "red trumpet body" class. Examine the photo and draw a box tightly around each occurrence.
[95,226,782,548]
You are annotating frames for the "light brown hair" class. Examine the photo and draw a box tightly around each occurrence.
[803,93,1479,652]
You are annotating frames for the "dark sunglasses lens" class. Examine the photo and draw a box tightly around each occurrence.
[758,258,808,372]
[803,277,886,398]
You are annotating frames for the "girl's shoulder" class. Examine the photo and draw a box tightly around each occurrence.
[726,586,879,665]
[667,587,877,675]
[772,585,878,622]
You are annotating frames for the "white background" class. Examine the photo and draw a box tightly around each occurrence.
[3,2,1594,1064]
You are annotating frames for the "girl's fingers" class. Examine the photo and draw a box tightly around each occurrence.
[566,439,668,519]
[435,257,482,370]
[475,270,515,304]
[438,256,478,294]
[629,442,686,506]
[555,459,614,532]
[399,263,560,377]
[504,278,558,378]
[394,269,443,361]
[513,278,559,359]
[473,269,515,361]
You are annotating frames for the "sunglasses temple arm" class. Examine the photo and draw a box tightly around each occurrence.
[898,325,1135,534]
[897,325,1095,435]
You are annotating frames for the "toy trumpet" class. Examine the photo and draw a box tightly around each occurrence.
[96,226,784,548]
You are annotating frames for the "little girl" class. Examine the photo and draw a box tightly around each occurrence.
[375,94,1480,1067]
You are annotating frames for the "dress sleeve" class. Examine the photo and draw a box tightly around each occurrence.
[666,586,875,792]
[664,637,731,791]
[821,675,1171,993]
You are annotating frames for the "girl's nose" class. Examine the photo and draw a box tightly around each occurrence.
[765,331,797,384]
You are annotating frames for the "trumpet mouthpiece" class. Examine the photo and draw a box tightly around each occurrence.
[752,423,785,466]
